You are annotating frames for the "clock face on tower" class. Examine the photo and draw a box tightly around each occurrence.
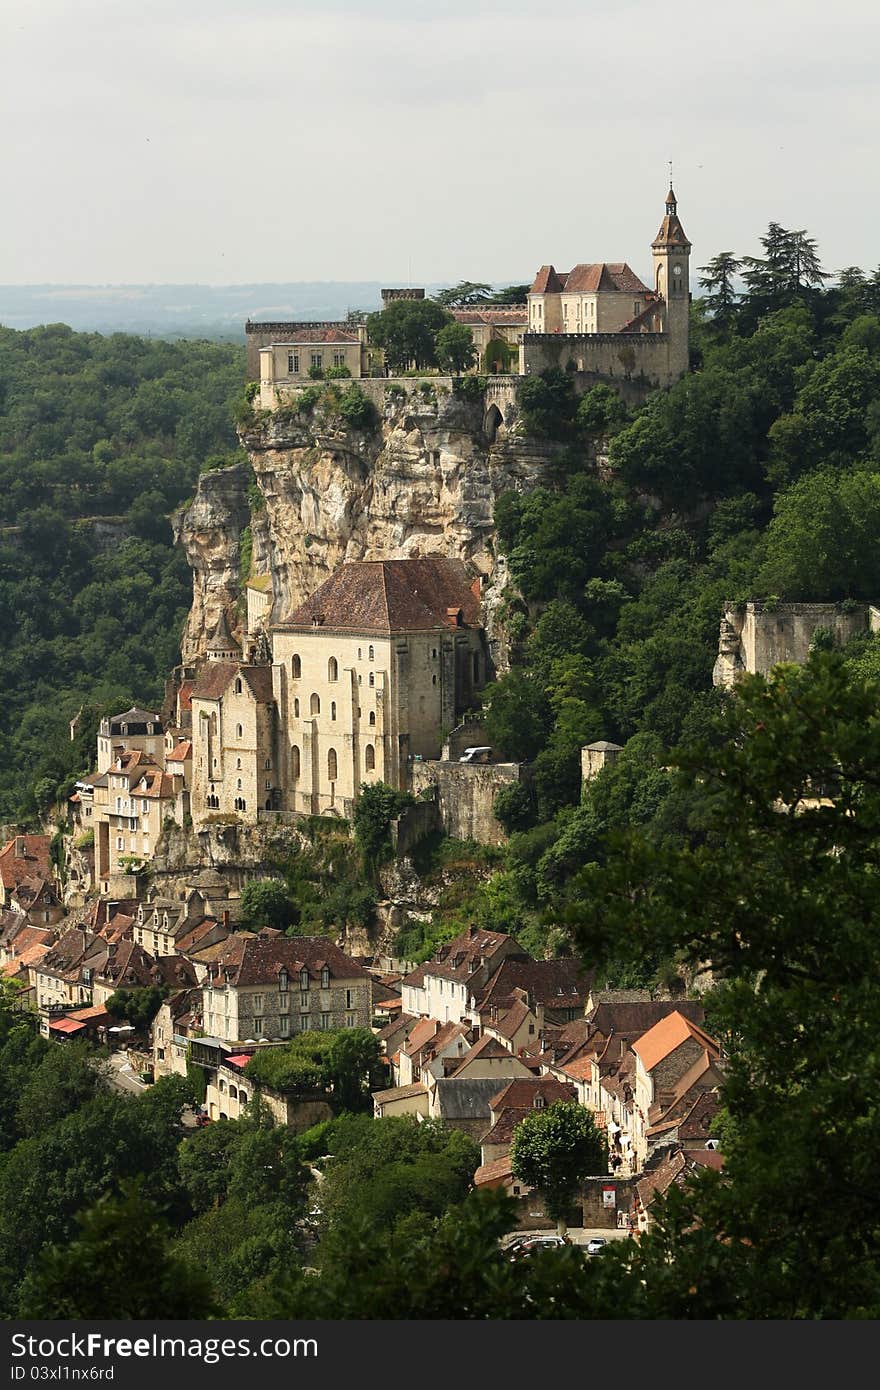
[672,265,682,277]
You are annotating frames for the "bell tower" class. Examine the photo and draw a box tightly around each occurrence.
[652,185,691,381]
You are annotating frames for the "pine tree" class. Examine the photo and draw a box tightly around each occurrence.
[697,252,741,324]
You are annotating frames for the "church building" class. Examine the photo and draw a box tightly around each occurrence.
[190,556,489,826]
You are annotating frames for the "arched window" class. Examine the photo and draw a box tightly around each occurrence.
[369,710,376,726]
[265,758,271,770]
[292,654,301,679]
[327,748,338,781]
[369,673,375,688]
[331,701,337,720]
[365,744,375,771]
[294,697,300,717]
[239,1091,247,1105]
[236,758,241,769]
[219,1079,226,1093]
[229,1085,238,1100]
[237,778,242,790]
[236,723,243,739]
[291,745,300,779]
[328,656,338,682]
[235,678,242,694]
[310,693,320,716]
[368,645,374,661]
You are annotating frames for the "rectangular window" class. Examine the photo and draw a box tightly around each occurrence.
[252,994,264,1011]
[300,991,309,1008]
[345,1013,355,1029]
[253,1017,263,1034]
[320,1012,330,1031]
[279,993,289,1013]
[116,837,124,851]
[346,989,352,1009]
[280,1016,290,1036]
[300,1014,310,1031]
[310,351,322,370]
[333,350,346,368]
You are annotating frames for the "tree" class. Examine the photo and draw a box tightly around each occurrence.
[325,1027,384,1111]
[18,1184,219,1319]
[698,252,741,324]
[435,322,476,375]
[239,876,299,931]
[105,984,167,1032]
[352,781,414,872]
[510,1101,607,1233]
[486,284,531,305]
[366,300,451,372]
[433,282,492,307]
[562,651,880,1315]
[758,466,880,599]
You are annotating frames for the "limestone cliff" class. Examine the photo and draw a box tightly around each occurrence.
[172,459,252,664]
[175,381,558,668]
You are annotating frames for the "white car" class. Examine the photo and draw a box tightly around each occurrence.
[585,1237,607,1255]
[458,746,493,764]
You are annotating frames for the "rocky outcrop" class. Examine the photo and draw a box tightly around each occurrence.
[172,460,252,664]
[176,383,559,667]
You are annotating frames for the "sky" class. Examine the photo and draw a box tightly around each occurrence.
[1,0,878,288]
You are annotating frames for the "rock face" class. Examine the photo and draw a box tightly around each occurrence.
[173,460,252,664]
[175,382,558,668]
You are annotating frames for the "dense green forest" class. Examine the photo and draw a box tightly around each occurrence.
[0,325,245,822]
[392,234,880,964]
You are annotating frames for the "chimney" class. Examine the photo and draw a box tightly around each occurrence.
[222,909,230,930]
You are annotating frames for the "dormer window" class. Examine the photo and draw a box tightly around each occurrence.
[279,969,289,991]
[300,968,309,990]
[321,966,330,989]
[534,1095,545,1109]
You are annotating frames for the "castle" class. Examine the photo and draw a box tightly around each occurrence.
[249,186,692,401]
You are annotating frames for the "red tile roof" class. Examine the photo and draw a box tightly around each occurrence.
[0,836,52,891]
[49,1017,87,1034]
[562,262,651,295]
[166,742,192,763]
[279,557,482,635]
[529,266,565,295]
[205,934,368,987]
[632,1013,720,1073]
[450,308,527,326]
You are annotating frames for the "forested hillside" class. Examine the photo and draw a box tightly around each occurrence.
[399,235,880,961]
[0,324,245,822]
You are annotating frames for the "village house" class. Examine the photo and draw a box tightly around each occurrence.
[92,750,185,891]
[0,835,53,909]
[201,935,371,1045]
[448,306,527,371]
[479,1076,577,1167]
[630,1012,723,1170]
[401,928,527,1024]
[152,987,203,1081]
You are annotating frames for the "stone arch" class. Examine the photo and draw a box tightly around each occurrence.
[365,744,375,771]
[483,403,504,444]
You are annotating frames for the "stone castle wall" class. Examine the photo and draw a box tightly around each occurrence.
[411,760,523,846]
[521,332,680,394]
[713,601,880,687]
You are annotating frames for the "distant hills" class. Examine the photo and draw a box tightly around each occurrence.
[0,283,448,339]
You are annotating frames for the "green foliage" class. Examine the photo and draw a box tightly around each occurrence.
[510,1101,608,1224]
[352,780,414,872]
[243,1028,382,1112]
[559,651,880,1315]
[758,467,880,599]
[576,383,628,434]
[238,876,299,932]
[0,323,245,819]
[432,282,493,307]
[324,364,352,379]
[237,523,253,588]
[517,367,578,439]
[366,300,452,372]
[337,383,378,430]
[104,985,168,1032]
[435,322,476,375]
[19,1184,219,1319]
[483,337,513,373]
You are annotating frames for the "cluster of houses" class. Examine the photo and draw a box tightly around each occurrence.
[369,926,723,1234]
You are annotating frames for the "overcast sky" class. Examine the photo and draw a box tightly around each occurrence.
[1,0,877,287]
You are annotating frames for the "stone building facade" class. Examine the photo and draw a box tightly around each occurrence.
[712,601,880,687]
[521,187,691,389]
[201,935,371,1045]
[190,556,489,826]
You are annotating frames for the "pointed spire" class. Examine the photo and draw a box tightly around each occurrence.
[653,185,690,251]
[666,183,677,213]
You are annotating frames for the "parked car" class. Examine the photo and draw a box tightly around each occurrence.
[585,1237,607,1255]
[458,746,493,764]
[509,1234,569,1259]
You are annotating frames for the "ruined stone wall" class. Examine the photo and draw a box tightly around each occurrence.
[410,761,522,846]
[713,601,878,687]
